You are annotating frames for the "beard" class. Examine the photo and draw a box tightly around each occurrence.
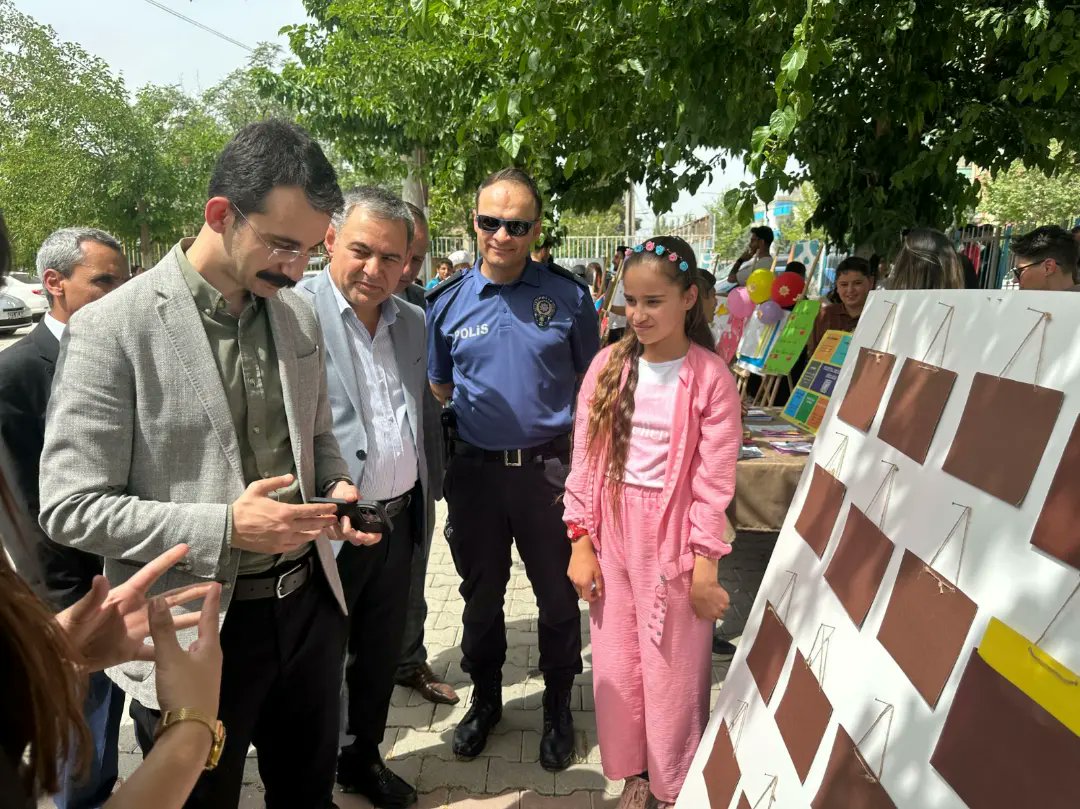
[256,269,297,289]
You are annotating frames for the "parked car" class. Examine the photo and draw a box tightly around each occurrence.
[0,292,31,335]
[0,274,47,320]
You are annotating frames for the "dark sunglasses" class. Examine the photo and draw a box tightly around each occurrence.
[475,214,536,238]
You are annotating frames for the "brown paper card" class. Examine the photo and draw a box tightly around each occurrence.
[930,651,1080,809]
[877,358,957,464]
[1030,414,1080,570]
[795,464,847,558]
[837,348,896,432]
[811,726,897,809]
[746,602,793,705]
[823,505,896,628]
[876,550,977,707]
[942,372,1064,506]
[775,649,833,782]
[703,719,741,809]
[737,794,752,809]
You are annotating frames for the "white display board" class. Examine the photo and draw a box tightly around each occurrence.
[678,290,1080,809]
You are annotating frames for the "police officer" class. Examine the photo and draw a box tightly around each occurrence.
[426,168,600,771]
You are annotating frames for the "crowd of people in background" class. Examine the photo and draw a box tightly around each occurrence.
[0,115,1078,809]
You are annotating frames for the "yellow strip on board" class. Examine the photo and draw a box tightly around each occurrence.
[977,618,1080,736]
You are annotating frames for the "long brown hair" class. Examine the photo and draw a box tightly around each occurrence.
[0,214,90,797]
[888,228,964,290]
[585,236,713,493]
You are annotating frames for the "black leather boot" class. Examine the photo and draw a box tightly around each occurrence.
[452,676,502,759]
[539,684,575,771]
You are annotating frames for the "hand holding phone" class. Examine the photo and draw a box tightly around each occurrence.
[310,498,394,534]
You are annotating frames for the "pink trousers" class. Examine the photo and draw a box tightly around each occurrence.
[590,484,714,803]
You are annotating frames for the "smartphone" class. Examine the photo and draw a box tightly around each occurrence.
[310,498,395,533]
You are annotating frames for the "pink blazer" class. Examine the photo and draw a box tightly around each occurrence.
[563,342,742,581]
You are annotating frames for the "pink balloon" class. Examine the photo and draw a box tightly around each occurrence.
[759,299,783,324]
[726,286,755,318]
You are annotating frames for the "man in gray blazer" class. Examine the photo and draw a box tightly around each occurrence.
[39,120,375,809]
[298,187,429,809]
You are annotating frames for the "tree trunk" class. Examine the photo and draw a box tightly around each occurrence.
[137,199,152,268]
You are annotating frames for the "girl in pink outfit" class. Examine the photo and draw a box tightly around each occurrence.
[564,236,742,808]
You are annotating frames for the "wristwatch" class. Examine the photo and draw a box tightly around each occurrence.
[155,708,226,771]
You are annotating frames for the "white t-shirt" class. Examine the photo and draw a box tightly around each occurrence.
[609,280,626,329]
[622,356,685,488]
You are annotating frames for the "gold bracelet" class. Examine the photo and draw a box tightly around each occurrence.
[154,708,227,771]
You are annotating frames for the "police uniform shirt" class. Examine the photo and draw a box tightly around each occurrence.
[427,259,600,451]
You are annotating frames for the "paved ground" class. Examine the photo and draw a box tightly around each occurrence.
[0,322,30,352]
[38,462,776,809]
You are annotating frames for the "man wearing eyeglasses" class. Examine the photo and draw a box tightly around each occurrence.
[426,167,600,770]
[1011,225,1080,291]
[39,120,378,809]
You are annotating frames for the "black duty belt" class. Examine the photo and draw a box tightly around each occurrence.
[452,435,570,467]
[232,551,315,601]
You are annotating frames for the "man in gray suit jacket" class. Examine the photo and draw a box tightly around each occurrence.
[39,120,375,809]
[298,187,429,809]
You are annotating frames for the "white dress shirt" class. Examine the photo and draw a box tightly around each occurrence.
[331,283,419,500]
[43,312,66,342]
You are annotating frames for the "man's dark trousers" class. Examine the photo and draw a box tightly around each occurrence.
[338,484,419,757]
[443,452,582,686]
[129,560,347,809]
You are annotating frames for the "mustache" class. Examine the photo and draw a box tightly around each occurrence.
[256,269,297,289]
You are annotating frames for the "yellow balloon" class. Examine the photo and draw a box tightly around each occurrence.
[717,302,728,316]
[746,268,774,304]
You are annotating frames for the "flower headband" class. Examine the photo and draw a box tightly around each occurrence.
[625,240,690,272]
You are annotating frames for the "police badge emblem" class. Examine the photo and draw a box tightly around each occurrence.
[532,295,556,328]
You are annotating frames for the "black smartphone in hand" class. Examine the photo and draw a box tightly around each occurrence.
[310,498,394,533]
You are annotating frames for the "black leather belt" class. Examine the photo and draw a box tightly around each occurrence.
[232,552,314,601]
[381,491,412,518]
[452,435,570,467]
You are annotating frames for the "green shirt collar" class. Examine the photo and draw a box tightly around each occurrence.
[173,239,256,316]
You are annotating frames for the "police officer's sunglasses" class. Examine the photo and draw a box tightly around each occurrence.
[475,214,537,238]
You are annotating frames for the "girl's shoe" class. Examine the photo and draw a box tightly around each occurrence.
[616,776,653,809]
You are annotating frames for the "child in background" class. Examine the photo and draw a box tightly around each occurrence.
[563,236,741,808]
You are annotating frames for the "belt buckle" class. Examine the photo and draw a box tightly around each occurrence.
[274,559,306,599]
[503,449,522,467]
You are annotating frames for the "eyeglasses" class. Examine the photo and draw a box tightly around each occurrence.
[1011,259,1043,282]
[231,203,320,266]
[475,214,537,238]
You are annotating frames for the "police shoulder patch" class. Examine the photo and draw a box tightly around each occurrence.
[533,295,557,328]
[546,263,590,290]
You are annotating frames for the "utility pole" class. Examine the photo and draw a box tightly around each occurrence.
[624,183,635,244]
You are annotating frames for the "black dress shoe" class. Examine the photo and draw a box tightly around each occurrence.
[539,685,574,771]
[336,754,417,809]
[452,681,502,759]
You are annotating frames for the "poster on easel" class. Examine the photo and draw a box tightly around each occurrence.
[736,310,791,376]
[781,330,851,434]
[764,300,822,375]
[677,290,1080,809]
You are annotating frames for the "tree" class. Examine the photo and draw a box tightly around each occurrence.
[734,1,1080,250]
[559,203,625,238]
[978,150,1080,225]
[0,0,137,266]
[707,195,752,262]
[778,183,825,245]
[259,0,773,235]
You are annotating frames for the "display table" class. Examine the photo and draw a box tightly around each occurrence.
[727,410,812,532]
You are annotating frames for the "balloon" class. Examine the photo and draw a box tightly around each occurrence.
[716,302,728,316]
[726,286,755,319]
[759,300,783,324]
[771,271,806,307]
[746,268,774,304]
